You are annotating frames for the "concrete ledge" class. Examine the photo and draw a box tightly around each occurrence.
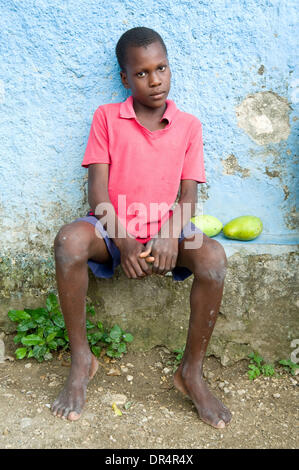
[0,241,298,365]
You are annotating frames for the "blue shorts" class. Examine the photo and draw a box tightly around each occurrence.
[74,211,203,281]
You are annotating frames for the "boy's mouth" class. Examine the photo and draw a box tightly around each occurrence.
[149,91,166,100]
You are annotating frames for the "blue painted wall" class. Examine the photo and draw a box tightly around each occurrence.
[0,0,298,253]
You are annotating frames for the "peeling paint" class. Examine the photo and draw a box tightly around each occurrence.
[264,167,280,178]
[221,154,251,178]
[257,65,265,75]
[283,185,290,201]
[235,91,291,145]
[198,183,210,202]
[284,206,299,230]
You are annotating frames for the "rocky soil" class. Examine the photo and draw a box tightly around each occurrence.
[0,334,298,449]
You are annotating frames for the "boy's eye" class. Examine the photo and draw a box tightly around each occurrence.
[136,66,167,77]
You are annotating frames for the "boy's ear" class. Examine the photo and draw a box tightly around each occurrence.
[120,71,130,89]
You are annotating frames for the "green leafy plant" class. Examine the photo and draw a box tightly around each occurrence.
[248,352,275,380]
[93,323,134,359]
[8,293,133,362]
[166,346,185,371]
[278,359,299,376]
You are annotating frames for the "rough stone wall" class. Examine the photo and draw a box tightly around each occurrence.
[1,249,298,364]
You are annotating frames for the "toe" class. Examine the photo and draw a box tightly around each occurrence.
[215,419,226,429]
[51,401,59,414]
[62,407,71,419]
[56,406,65,418]
[68,411,81,421]
[221,408,232,424]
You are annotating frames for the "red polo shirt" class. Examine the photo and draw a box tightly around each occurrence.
[82,95,206,242]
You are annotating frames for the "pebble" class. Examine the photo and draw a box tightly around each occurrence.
[237,389,246,395]
[162,367,172,375]
[107,367,121,376]
[218,382,225,390]
[273,393,280,398]
[155,362,163,369]
[161,347,171,354]
[126,363,134,368]
[223,387,230,394]
[204,371,215,381]
[25,363,32,368]
[102,393,128,406]
[0,336,5,363]
[120,366,128,373]
[20,418,32,429]
[160,407,174,417]
[126,375,133,382]
[48,381,59,387]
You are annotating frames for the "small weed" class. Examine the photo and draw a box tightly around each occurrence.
[247,352,299,380]
[247,352,276,380]
[166,346,185,371]
[278,359,299,376]
[8,293,133,362]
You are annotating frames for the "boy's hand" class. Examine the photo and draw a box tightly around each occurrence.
[118,238,154,279]
[141,237,179,275]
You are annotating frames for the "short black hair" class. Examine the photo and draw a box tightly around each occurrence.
[115,27,167,72]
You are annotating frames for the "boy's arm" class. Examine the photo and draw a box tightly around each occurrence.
[88,163,127,243]
[159,179,198,239]
[87,163,153,278]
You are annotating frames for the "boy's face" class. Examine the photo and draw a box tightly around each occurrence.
[120,41,171,110]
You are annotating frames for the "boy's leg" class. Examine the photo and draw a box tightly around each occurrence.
[173,232,232,429]
[51,220,111,421]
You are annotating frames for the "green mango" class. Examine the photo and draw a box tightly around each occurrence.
[191,215,223,237]
[223,215,263,241]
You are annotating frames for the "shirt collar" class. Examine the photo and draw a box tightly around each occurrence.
[120,95,178,124]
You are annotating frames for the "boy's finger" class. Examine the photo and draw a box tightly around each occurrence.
[131,256,151,279]
[139,240,154,258]
[138,257,153,276]
[152,255,160,273]
[145,256,155,263]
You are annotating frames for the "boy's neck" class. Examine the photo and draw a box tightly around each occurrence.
[132,97,167,121]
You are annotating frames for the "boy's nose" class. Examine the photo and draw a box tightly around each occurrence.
[149,72,162,87]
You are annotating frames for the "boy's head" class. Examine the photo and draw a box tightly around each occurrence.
[116,27,171,109]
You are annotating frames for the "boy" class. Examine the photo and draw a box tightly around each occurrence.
[51,27,231,429]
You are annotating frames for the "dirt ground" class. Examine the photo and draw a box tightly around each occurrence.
[0,334,298,449]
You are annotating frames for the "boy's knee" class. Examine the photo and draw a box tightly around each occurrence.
[194,240,227,284]
[54,224,89,265]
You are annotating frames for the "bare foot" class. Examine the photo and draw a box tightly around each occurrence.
[173,364,232,429]
[51,352,98,421]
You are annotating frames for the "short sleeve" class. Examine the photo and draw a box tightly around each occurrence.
[181,118,206,183]
[81,108,110,168]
